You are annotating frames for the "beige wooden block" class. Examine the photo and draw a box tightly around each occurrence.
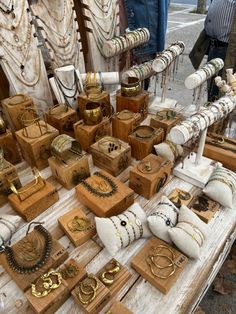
[131,237,188,294]
[112,112,141,143]
[0,130,21,164]
[107,301,133,314]
[58,207,96,247]
[168,188,194,209]
[150,112,182,138]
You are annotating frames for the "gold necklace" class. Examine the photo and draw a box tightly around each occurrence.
[0,0,25,31]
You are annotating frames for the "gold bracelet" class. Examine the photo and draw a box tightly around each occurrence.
[208,177,235,193]
[175,226,202,247]
[51,134,82,162]
[166,140,179,160]
[31,270,62,298]
[134,125,155,139]
[98,137,121,154]
[83,101,103,125]
[121,76,141,97]
[116,110,134,120]
[178,221,205,247]
[21,108,50,139]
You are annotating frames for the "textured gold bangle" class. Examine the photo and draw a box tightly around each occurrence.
[31,270,62,298]
[51,134,82,162]
[166,140,179,159]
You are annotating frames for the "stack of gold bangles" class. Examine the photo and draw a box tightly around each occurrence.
[83,102,103,125]
[21,108,49,138]
[165,140,179,160]
[51,134,82,163]
[85,72,102,101]
[31,270,62,298]
[75,275,99,305]
[121,77,141,97]
[100,259,121,286]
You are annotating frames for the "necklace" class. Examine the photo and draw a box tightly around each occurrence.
[0,0,14,14]
[94,0,113,15]
[40,0,66,23]
[1,224,52,274]
[80,172,117,198]
[0,0,25,31]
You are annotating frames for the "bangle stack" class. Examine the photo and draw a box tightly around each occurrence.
[121,76,141,97]
[51,134,82,163]
[102,28,150,58]
[21,108,50,139]
[122,60,155,81]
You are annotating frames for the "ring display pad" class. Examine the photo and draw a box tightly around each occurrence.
[74,117,111,152]
[168,188,193,209]
[129,154,172,199]
[58,207,96,247]
[90,136,131,177]
[25,259,86,314]
[107,301,133,314]
[0,229,68,292]
[131,237,188,295]
[30,0,85,72]
[150,110,182,138]
[80,0,119,72]
[0,0,53,111]
[1,94,36,132]
[15,121,59,170]
[45,104,78,138]
[128,126,165,160]
[76,170,134,217]
[72,275,111,314]
[190,193,221,224]
[116,89,149,121]
[0,129,21,165]
[96,259,132,298]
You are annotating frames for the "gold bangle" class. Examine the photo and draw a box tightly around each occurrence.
[165,140,179,160]
[83,101,103,125]
[134,125,155,139]
[98,137,121,154]
[208,177,235,193]
[178,221,205,246]
[51,134,82,163]
[31,270,62,298]
[21,108,49,138]
[116,110,134,120]
[121,76,141,97]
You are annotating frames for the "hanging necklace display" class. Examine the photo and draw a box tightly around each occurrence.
[0,0,14,14]
[31,0,85,71]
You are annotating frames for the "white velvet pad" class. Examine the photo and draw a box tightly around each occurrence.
[95,203,151,256]
[168,205,209,259]
[0,214,22,246]
[147,196,179,243]
[203,166,236,208]
[154,141,183,162]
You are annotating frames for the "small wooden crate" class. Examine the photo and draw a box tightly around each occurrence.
[112,112,141,142]
[74,118,111,152]
[190,193,221,223]
[72,275,111,314]
[0,160,21,206]
[150,112,182,138]
[45,105,78,138]
[168,188,193,209]
[1,94,36,132]
[129,154,172,199]
[96,259,132,298]
[116,90,149,121]
[8,179,59,221]
[15,121,59,170]
[107,301,133,314]
[58,207,96,247]
[0,230,68,292]
[90,137,131,176]
[0,130,21,164]
[48,154,90,190]
[128,127,165,160]
[131,237,188,294]
[76,170,134,217]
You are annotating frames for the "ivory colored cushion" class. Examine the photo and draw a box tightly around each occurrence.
[168,205,208,259]
[147,196,179,243]
[203,166,236,208]
[95,203,151,256]
[154,140,183,162]
[0,214,22,246]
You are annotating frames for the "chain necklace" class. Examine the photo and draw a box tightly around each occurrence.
[0,0,25,31]
[0,0,14,14]
[94,0,114,15]
[40,0,66,23]
[90,9,118,39]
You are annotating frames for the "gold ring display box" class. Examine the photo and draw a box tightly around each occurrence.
[129,154,172,199]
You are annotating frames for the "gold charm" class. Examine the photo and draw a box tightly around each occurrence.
[67,216,92,233]
[60,264,79,279]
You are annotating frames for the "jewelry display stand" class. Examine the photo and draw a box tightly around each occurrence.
[31,0,85,72]
[58,207,96,247]
[49,65,83,109]
[112,111,141,143]
[74,117,111,152]
[81,72,119,86]
[107,301,133,314]
[150,110,182,138]
[0,129,21,164]
[0,229,68,292]
[0,0,53,111]
[76,170,134,217]
[129,154,172,199]
[90,136,131,177]
[128,126,165,160]
[131,237,188,295]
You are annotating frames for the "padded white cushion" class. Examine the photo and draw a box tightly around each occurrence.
[154,141,183,162]
[0,214,22,246]
[168,205,209,259]
[203,166,236,208]
[147,196,179,243]
[95,203,151,256]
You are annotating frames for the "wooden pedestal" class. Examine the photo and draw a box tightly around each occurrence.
[48,154,90,190]
[25,259,86,314]
[58,207,96,247]
[131,237,188,294]
[168,188,194,209]
[107,301,133,314]
[1,94,36,132]
[116,90,149,121]
[0,229,68,292]
[77,91,111,120]
[96,259,131,298]
[0,160,21,206]
[90,137,131,176]
[76,170,134,217]
[150,113,182,138]
[190,193,221,223]
[129,154,172,199]
[8,179,59,221]
[128,127,165,160]
[112,112,141,143]
[45,106,77,138]
[15,121,59,170]
[72,275,110,314]
[0,130,21,164]
[74,118,111,152]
